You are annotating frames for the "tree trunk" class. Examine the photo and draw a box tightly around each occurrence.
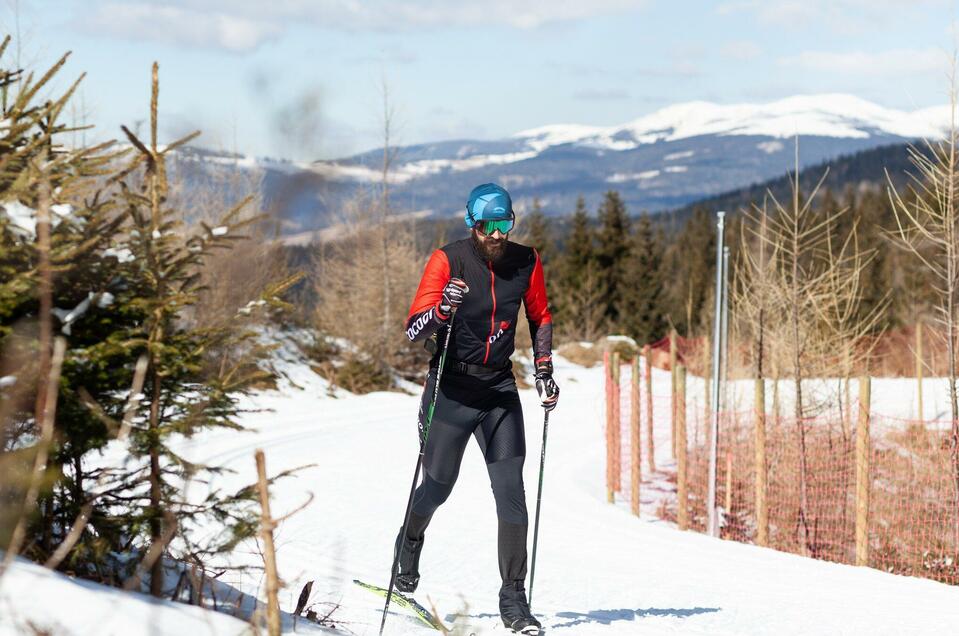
[149,368,163,597]
[792,206,811,557]
[35,172,54,554]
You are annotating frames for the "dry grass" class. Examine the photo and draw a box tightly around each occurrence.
[558,336,640,368]
[557,342,603,368]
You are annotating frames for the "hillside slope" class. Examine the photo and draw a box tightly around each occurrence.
[665,142,917,224]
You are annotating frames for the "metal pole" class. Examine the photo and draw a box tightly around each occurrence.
[528,409,550,608]
[721,247,730,412]
[707,212,726,538]
[380,315,456,635]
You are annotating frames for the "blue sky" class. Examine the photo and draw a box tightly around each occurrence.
[6,1,957,160]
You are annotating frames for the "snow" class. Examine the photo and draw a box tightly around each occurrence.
[104,246,136,263]
[607,170,660,183]
[757,140,785,154]
[170,348,959,634]
[1,200,38,237]
[52,291,122,334]
[0,558,252,636]
[312,150,539,184]
[97,292,115,308]
[518,123,619,152]
[0,375,15,388]
[3,340,959,634]
[225,95,952,184]
[514,94,952,152]
[664,150,696,161]
[52,293,95,335]
[212,226,229,236]
[52,203,74,218]
[0,200,81,239]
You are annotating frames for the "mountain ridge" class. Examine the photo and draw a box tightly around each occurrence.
[175,94,951,232]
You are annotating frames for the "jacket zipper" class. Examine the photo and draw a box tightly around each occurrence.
[484,260,496,364]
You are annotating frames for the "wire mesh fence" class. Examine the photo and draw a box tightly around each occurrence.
[604,352,959,586]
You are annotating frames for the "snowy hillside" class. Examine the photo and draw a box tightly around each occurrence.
[329,94,949,180]
[514,94,950,152]
[5,343,956,635]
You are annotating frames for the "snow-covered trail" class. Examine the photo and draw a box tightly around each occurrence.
[176,356,959,635]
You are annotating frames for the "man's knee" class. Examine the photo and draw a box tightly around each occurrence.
[413,472,455,516]
[487,456,528,525]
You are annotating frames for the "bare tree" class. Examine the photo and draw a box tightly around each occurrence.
[757,139,840,556]
[812,220,887,435]
[379,77,398,367]
[738,196,780,383]
[887,61,959,546]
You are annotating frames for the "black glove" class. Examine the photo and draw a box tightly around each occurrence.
[534,359,559,412]
[438,278,469,317]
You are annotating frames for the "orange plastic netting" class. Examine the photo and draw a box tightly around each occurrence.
[604,355,959,586]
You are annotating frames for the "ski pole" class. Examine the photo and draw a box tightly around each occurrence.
[379,312,456,636]
[528,408,550,608]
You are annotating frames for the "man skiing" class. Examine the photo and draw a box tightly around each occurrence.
[398,182,559,634]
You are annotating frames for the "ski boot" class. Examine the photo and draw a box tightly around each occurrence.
[393,528,424,594]
[499,580,542,634]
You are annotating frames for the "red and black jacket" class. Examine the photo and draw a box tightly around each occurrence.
[405,238,553,369]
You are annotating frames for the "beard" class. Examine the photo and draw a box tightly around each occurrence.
[471,230,507,262]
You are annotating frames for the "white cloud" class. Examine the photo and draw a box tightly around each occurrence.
[79,1,650,51]
[720,40,762,61]
[80,3,282,52]
[716,0,949,31]
[780,48,947,76]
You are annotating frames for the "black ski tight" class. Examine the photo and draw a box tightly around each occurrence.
[408,366,529,582]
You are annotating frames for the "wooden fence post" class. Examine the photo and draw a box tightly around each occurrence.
[645,347,656,473]
[754,378,768,547]
[631,356,642,516]
[605,351,614,503]
[255,449,281,636]
[612,352,622,494]
[725,452,733,517]
[676,365,688,530]
[670,330,678,459]
[916,322,924,423]
[855,376,871,567]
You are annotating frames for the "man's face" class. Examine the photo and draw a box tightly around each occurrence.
[471,227,508,262]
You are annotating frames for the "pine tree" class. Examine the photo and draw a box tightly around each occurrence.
[661,208,715,335]
[595,190,631,331]
[0,39,133,563]
[522,198,554,264]
[621,213,666,344]
[555,196,606,341]
[104,64,298,595]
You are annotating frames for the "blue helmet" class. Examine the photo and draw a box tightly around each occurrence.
[465,183,513,229]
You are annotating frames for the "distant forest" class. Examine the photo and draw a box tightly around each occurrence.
[286,141,929,346]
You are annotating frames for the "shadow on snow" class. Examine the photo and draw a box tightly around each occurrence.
[462,607,721,630]
[550,606,721,629]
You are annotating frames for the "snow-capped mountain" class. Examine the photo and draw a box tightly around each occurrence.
[189,94,952,232]
[514,94,948,151]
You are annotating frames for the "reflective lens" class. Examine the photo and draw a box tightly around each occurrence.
[476,217,514,236]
